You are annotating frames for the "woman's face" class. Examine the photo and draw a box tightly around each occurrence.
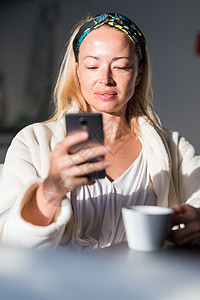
[76,26,142,116]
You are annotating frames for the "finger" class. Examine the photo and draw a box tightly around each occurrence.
[171,203,191,214]
[70,145,109,166]
[66,159,110,177]
[170,206,182,215]
[172,205,200,226]
[51,146,110,173]
[170,220,200,245]
[61,173,95,191]
[170,230,200,246]
[171,204,192,224]
[55,131,89,156]
[169,205,185,226]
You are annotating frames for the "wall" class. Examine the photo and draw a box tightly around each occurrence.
[0,0,200,163]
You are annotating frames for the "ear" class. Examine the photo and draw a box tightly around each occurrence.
[135,65,143,86]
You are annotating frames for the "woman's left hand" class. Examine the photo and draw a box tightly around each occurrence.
[168,204,200,245]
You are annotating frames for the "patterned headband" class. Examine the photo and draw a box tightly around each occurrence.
[73,13,146,65]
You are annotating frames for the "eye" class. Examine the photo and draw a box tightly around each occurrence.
[114,66,129,70]
[87,66,98,70]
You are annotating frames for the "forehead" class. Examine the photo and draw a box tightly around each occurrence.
[78,25,136,57]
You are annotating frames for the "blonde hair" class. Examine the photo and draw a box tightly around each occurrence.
[50,17,161,133]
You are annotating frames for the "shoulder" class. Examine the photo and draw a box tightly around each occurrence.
[18,119,64,138]
[10,119,65,151]
[17,119,61,136]
[138,116,196,154]
[160,127,195,153]
[138,116,179,144]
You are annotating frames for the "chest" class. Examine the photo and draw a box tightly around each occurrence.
[105,134,142,181]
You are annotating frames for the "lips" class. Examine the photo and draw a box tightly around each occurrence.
[95,91,117,100]
[96,91,117,95]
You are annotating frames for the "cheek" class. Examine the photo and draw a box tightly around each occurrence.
[78,75,95,100]
[78,71,95,90]
[120,74,136,96]
[78,76,88,93]
[125,86,136,100]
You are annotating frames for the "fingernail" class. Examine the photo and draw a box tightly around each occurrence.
[81,131,89,138]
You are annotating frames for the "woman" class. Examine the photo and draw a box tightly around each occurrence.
[0,13,200,249]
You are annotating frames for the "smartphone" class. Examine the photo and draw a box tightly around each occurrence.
[65,112,105,179]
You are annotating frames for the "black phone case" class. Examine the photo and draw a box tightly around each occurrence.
[65,113,105,179]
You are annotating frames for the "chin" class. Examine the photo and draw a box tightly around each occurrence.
[90,102,122,114]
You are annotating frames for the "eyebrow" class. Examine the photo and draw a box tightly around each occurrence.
[112,57,130,61]
[83,56,130,61]
[83,56,99,60]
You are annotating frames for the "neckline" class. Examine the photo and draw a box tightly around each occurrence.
[105,149,143,184]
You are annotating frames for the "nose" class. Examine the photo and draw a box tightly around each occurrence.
[99,66,115,86]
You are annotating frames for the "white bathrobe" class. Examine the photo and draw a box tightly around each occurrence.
[1,108,200,250]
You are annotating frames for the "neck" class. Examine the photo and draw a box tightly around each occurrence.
[102,113,132,143]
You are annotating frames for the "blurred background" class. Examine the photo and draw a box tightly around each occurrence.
[0,0,200,162]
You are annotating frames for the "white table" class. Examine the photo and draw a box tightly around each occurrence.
[0,242,200,300]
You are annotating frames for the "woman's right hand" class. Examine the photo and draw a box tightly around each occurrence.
[22,131,110,226]
[45,131,110,201]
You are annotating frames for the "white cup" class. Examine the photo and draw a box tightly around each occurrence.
[122,205,174,252]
